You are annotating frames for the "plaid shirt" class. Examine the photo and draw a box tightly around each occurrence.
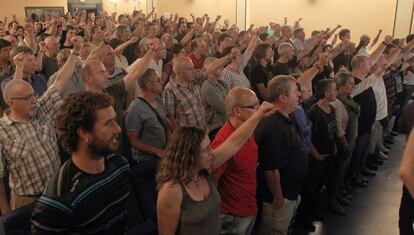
[163,78,207,130]
[0,86,62,196]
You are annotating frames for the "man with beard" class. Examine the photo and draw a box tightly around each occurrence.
[31,91,130,234]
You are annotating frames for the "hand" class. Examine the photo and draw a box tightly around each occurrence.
[155,149,164,158]
[128,36,139,44]
[315,154,330,161]
[257,101,276,117]
[215,15,222,22]
[336,25,342,29]
[272,198,285,210]
[384,35,393,44]
[13,52,25,68]
[70,36,84,51]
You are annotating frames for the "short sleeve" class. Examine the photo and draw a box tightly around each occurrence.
[162,88,176,118]
[125,101,144,132]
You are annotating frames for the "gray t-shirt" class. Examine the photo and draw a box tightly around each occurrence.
[47,63,85,97]
[125,96,167,162]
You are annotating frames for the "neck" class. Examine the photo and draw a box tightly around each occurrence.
[260,59,268,67]
[274,103,291,118]
[85,84,103,92]
[228,116,244,129]
[141,91,157,105]
[45,51,56,59]
[174,76,189,87]
[72,149,105,174]
[8,110,30,123]
[22,72,31,79]
[193,52,202,60]
[318,99,331,109]
[278,56,289,63]
[352,70,365,80]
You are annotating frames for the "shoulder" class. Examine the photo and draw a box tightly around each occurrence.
[158,181,183,202]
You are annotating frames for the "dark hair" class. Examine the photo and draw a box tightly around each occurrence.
[218,33,231,45]
[338,29,351,39]
[406,34,414,43]
[108,38,122,49]
[267,75,296,102]
[259,33,269,41]
[222,45,236,56]
[0,39,11,49]
[254,43,272,61]
[54,91,114,154]
[170,43,184,56]
[315,79,335,99]
[10,46,33,63]
[66,25,75,31]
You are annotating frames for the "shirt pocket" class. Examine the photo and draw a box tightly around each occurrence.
[4,138,29,163]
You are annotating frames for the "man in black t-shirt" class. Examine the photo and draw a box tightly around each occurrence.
[31,92,131,234]
[272,42,298,76]
[256,75,308,235]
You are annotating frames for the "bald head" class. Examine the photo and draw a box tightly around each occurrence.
[225,87,257,116]
[82,59,102,78]
[3,80,32,103]
[44,36,59,57]
[173,56,193,74]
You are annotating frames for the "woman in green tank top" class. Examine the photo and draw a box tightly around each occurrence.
[156,101,274,235]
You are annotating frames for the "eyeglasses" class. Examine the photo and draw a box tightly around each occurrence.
[10,93,38,101]
[238,102,259,110]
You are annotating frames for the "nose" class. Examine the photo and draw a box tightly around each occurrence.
[113,122,121,134]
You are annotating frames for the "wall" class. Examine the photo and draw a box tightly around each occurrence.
[249,0,397,42]
[0,0,67,24]
[154,0,237,27]
[102,0,147,15]
[394,0,414,38]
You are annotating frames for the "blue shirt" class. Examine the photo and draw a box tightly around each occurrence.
[292,107,312,152]
[1,74,47,96]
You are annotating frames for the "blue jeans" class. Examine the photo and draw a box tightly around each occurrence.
[220,213,256,235]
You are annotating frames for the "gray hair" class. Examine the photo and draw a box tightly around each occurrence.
[267,75,296,102]
[3,79,31,102]
[277,42,293,55]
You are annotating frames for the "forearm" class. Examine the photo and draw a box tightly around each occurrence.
[13,66,24,80]
[123,49,154,90]
[129,139,162,157]
[205,56,229,75]
[180,30,194,46]
[53,52,78,93]
[369,43,386,65]
[246,35,259,55]
[265,170,284,201]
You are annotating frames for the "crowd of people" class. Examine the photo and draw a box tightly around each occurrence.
[0,7,413,235]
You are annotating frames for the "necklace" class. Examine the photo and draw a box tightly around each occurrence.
[192,175,201,190]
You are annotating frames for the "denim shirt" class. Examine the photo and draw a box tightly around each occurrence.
[292,107,312,152]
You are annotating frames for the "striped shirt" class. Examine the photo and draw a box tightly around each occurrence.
[222,51,252,89]
[163,78,207,130]
[31,155,130,234]
[0,86,62,195]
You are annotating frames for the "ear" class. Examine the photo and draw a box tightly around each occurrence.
[77,128,90,143]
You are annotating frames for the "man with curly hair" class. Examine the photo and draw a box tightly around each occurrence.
[31,91,131,234]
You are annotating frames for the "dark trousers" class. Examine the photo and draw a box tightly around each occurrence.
[347,133,370,181]
[328,142,353,199]
[300,154,335,215]
[399,186,414,235]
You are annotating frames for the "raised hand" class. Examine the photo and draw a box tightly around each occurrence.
[13,52,25,68]
[70,36,84,51]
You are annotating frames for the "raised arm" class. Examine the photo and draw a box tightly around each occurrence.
[122,46,156,92]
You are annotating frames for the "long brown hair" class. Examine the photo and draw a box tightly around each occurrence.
[156,127,206,189]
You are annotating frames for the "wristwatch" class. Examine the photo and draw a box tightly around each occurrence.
[71,49,80,56]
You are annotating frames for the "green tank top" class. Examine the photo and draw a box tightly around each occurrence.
[177,174,221,235]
